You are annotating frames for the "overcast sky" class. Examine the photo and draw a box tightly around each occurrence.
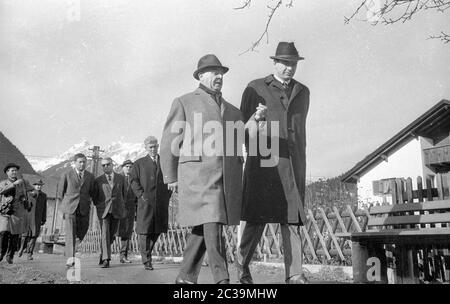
[1,0,449,178]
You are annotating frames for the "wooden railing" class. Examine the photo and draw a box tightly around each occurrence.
[79,204,367,265]
[423,144,450,173]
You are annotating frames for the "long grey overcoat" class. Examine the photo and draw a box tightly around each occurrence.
[240,75,310,225]
[160,87,244,227]
[0,179,33,234]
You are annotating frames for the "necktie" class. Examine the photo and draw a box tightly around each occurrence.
[107,174,111,182]
[78,172,82,180]
[126,175,130,186]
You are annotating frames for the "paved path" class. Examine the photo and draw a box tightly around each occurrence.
[11,253,290,284]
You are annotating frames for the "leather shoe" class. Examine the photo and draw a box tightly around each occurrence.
[175,276,196,284]
[6,256,13,264]
[144,261,153,270]
[99,255,103,265]
[101,260,110,268]
[217,279,230,284]
[120,256,132,264]
[18,250,23,258]
[285,273,309,284]
[235,259,253,284]
[27,255,33,261]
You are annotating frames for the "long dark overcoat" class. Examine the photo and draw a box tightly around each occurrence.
[117,174,137,238]
[160,88,244,227]
[130,155,171,234]
[240,75,310,225]
[24,190,47,237]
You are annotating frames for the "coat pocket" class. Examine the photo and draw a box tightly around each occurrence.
[179,155,202,164]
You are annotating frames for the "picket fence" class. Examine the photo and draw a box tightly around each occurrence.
[78,204,368,265]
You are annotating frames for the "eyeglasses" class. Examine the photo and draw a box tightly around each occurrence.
[102,163,112,167]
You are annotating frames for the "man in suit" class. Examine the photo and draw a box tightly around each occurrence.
[236,42,310,284]
[93,157,126,268]
[57,153,96,267]
[130,136,171,270]
[160,54,244,284]
[18,179,47,260]
[117,159,137,263]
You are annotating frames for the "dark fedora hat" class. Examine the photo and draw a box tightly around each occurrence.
[3,163,20,174]
[270,42,304,61]
[122,159,133,167]
[33,179,45,186]
[193,54,229,80]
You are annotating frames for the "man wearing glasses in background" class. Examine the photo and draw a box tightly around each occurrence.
[93,157,126,268]
[130,136,171,270]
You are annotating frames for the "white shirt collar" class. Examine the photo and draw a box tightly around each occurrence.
[273,74,290,86]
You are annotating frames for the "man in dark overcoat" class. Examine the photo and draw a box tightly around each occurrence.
[160,54,244,284]
[130,136,171,270]
[18,179,47,260]
[236,42,310,284]
[57,153,96,267]
[93,157,126,268]
[117,159,137,263]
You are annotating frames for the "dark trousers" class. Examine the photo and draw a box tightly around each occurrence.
[238,222,303,279]
[19,236,37,257]
[100,214,119,261]
[0,231,19,260]
[178,223,229,283]
[138,233,159,264]
[64,207,90,258]
[120,238,130,257]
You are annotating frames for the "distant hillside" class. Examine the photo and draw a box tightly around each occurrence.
[0,131,37,179]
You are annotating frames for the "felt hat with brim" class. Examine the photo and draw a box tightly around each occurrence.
[122,159,133,167]
[270,42,304,61]
[33,179,45,186]
[193,54,229,80]
[3,163,20,174]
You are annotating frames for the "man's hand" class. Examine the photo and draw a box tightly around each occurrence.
[168,182,178,193]
[13,179,24,186]
[254,103,267,122]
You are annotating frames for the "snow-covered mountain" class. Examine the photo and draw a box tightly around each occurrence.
[27,139,147,173]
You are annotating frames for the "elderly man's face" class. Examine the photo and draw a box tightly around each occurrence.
[199,68,223,92]
[6,168,18,180]
[74,157,87,171]
[274,59,297,82]
[145,142,159,158]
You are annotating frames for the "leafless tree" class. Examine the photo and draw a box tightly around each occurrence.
[234,0,293,54]
[235,0,449,51]
[345,0,450,44]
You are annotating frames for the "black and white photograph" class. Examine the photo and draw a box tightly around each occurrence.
[1,0,450,292]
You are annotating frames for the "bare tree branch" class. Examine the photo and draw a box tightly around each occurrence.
[428,31,450,43]
[345,0,450,44]
[234,0,252,10]
[237,0,284,55]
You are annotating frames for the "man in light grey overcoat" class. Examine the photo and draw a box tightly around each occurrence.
[160,54,244,284]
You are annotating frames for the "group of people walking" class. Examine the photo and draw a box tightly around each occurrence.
[58,135,170,270]
[0,163,47,263]
[0,41,310,285]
